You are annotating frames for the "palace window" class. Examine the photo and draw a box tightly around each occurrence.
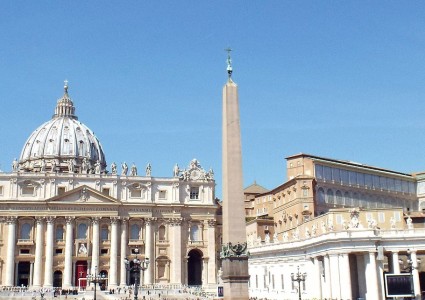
[56,225,64,241]
[159,190,167,199]
[130,189,141,198]
[158,225,166,241]
[20,249,30,254]
[55,248,63,255]
[57,187,66,195]
[101,249,108,255]
[189,224,199,241]
[102,188,110,196]
[21,186,35,196]
[130,224,141,240]
[101,225,109,241]
[190,187,199,199]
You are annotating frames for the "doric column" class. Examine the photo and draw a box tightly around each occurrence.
[5,216,17,286]
[91,217,100,278]
[145,218,155,284]
[63,216,75,289]
[171,218,182,284]
[410,250,421,300]
[312,257,323,299]
[119,218,128,287]
[365,252,379,300]
[329,254,340,298]
[109,217,119,288]
[44,216,55,287]
[392,251,400,273]
[323,254,332,299]
[339,253,352,299]
[32,217,44,287]
[207,220,217,284]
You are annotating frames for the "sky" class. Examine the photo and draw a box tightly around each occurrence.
[1,2,425,198]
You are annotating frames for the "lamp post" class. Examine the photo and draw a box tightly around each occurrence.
[86,266,105,300]
[291,266,307,300]
[124,248,149,300]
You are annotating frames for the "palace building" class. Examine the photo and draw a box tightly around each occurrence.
[246,154,425,299]
[0,83,220,290]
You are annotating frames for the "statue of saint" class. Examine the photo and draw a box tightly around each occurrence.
[146,163,151,176]
[173,164,180,177]
[121,162,128,176]
[95,160,101,174]
[81,158,88,174]
[12,158,18,172]
[111,162,117,175]
[131,163,137,176]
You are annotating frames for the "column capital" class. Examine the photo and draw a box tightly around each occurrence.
[168,218,183,226]
[207,219,217,227]
[46,216,56,224]
[6,216,17,224]
[110,216,120,224]
[145,217,156,225]
[35,216,45,224]
[121,217,129,224]
[91,217,101,225]
[65,216,75,224]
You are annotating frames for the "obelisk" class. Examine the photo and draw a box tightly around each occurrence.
[220,49,250,300]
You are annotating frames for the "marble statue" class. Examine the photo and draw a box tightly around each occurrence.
[12,158,18,172]
[146,163,151,176]
[111,162,117,175]
[122,162,128,176]
[173,164,180,177]
[131,163,137,176]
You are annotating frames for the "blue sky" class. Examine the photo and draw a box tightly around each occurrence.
[1,2,425,197]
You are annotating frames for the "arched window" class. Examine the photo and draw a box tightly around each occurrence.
[101,225,109,241]
[335,190,343,205]
[21,223,31,240]
[344,191,352,207]
[326,189,334,204]
[190,225,199,241]
[56,225,64,240]
[317,188,325,204]
[130,224,140,240]
[77,223,88,239]
[158,225,166,241]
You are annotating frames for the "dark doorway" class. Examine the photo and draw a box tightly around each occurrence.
[188,249,203,286]
[75,261,88,288]
[53,271,63,288]
[419,272,425,296]
[17,261,31,286]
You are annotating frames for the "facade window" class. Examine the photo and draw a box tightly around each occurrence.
[158,225,166,241]
[22,186,35,196]
[56,226,64,240]
[190,225,199,241]
[57,187,66,195]
[130,224,140,240]
[159,190,167,199]
[130,189,141,198]
[326,189,334,204]
[190,187,199,199]
[317,188,325,204]
[101,226,109,241]
[77,223,88,239]
[102,188,110,196]
[55,248,63,255]
[20,223,31,240]
[20,249,30,254]
[100,249,108,255]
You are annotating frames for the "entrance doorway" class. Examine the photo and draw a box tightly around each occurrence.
[187,249,203,286]
[17,261,31,286]
[53,271,63,288]
[75,261,88,289]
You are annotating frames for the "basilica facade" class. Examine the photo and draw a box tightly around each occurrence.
[0,83,220,290]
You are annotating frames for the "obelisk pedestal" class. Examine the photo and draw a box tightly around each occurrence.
[220,51,250,300]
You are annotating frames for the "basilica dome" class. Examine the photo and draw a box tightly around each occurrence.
[18,82,107,173]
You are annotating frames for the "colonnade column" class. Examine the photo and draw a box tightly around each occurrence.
[119,218,128,287]
[145,218,154,284]
[323,254,332,299]
[91,217,100,279]
[5,216,17,286]
[63,216,75,289]
[329,254,341,298]
[207,220,217,284]
[410,250,421,300]
[312,257,322,299]
[44,216,55,287]
[109,217,119,288]
[392,251,400,273]
[339,253,352,299]
[32,217,44,287]
[171,219,182,284]
[365,252,379,300]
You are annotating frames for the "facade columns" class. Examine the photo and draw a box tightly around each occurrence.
[91,217,100,278]
[171,219,182,284]
[207,220,217,284]
[392,251,401,273]
[145,218,154,284]
[44,216,55,287]
[119,218,128,287]
[312,257,323,299]
[109,217,119,288]
[32,217,44,287]
[339,253,352,299]
[63,216,75,289]
[5,216,17,286]
[329,254,341,298]
[410,250,421,300]
[323,254,332,299]
[364,252,379,300]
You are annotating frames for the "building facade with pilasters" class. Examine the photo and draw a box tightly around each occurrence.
[0,84,220,290]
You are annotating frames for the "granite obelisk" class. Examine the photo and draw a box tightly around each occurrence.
[220,49,250,300]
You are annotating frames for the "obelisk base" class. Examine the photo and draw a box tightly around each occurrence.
[222,256,250,300]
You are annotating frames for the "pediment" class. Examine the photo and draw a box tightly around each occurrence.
[48,185,119,204]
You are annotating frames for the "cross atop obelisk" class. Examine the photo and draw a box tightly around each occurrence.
[220,49,250,300]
